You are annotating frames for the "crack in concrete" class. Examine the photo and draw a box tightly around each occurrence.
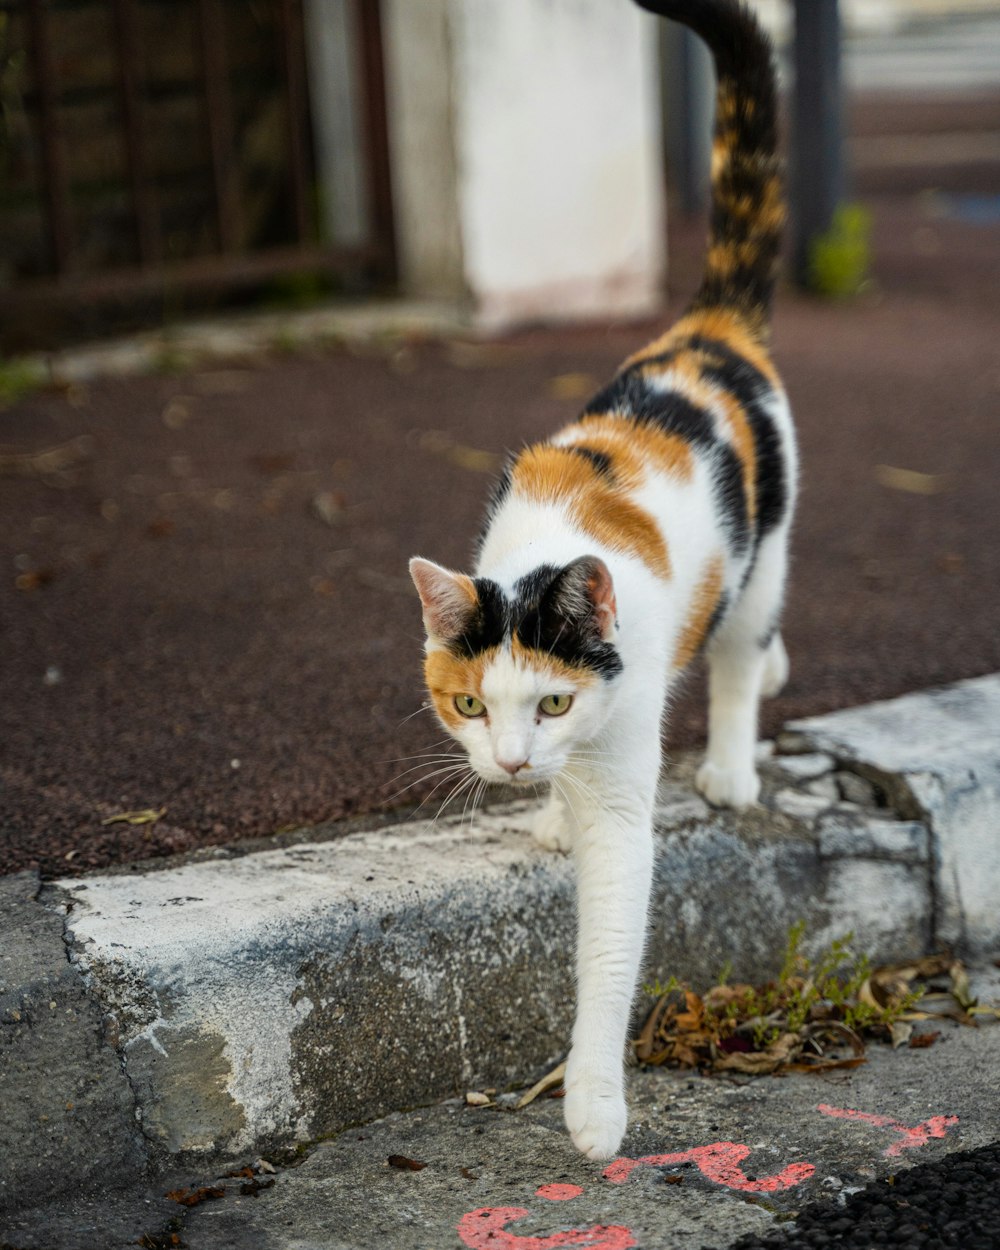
[41,882,162,1159]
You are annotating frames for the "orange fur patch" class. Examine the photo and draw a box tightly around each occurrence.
[714,387,757,525]
[425,648,493,729]
[567,414,694,482]
[673,554,725,671]
[625,308,779,390]
[424,639,600,727]
[510,638,600,689]
[511,443,671,580]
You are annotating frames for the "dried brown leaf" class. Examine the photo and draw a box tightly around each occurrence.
[447,444,502,473]
[101,807,167,827]
[516,1061,566,1109]
[890,1021,913,1050]
[165,1185,225,1207]
[15,568,56,591]
[240,1177,275,1197]
[716,1050,784,1074]
[950,962,977,1011]
[311,491,344,526]
[388,1155,427,1172]
[703,984,755,1012]
[0,436,94,477]
[784,1056,867,1073]
[801,1020,866,1057]
[547,373,598,400]
[874,464,950,495]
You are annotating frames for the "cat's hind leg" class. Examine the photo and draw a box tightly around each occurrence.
[696,527,790,809]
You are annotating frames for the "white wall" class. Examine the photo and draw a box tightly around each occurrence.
[383,0,666,328]
[381,0,466,299]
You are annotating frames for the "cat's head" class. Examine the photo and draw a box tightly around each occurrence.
[409,555,622,786]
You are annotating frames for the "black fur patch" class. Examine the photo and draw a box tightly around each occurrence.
[455,578,510,657]
[690,336,787,540]
[709,442,751,556]
[587,368,752,554]
[452,566,623,680]
[570,445,614,479]
[585,372,714,447]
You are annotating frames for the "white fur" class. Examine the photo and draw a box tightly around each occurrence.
[421,387,796,1161]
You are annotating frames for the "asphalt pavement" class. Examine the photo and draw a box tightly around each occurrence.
[5,964,999,1249]
[1,35,999,1250]
[2,85,1000,879]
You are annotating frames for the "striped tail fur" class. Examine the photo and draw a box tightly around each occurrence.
[636,0,783,339]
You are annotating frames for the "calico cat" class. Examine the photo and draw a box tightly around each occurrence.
[409,0,795,1160]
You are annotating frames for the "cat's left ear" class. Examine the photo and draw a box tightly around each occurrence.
[409,557,478,643]
[546,555,617,643]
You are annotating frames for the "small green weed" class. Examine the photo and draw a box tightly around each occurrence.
[636,921,936,1075]
[0,356,46,405]
[808,203,873,298]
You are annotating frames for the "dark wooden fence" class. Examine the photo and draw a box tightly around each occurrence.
[0,0,394,350]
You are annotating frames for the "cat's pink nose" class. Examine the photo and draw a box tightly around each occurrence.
[498,756,529,776]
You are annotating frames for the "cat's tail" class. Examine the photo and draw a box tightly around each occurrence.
[636,0,783,340]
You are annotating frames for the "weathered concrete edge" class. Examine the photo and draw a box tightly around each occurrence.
[23,766,928,1190]
[783,672,1000,955]
[0,871,147,1214]
[4,674,998,1214]
[12,297,471,388]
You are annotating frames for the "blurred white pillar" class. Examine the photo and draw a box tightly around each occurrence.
[303,0,369,248]
[382,0,666,329]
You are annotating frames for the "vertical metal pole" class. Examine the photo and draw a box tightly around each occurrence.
[791,0,844,287]
[280,0,313,244]
[111,0,162,265]
[354,0,396,280]
[26,0,75,274]
[195,0,243,253]
[677,29,713,216]
[660,22,713,217]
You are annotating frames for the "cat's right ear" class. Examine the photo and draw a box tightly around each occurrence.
[409,558,477,643]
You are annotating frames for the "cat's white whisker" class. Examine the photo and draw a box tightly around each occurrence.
[383,761,471,807]
[395,703,436,728]
[432,769,480,827]
[383,754,465,783]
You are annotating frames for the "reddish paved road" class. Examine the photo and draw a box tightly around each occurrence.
[2,94,999,878]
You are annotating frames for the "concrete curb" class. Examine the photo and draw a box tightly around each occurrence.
[11,298,470,388]
[2,674,998,1215]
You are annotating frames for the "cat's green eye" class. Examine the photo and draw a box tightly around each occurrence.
[454,694,487,718]
[539,693,573,717]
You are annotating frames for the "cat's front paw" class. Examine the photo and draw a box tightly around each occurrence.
[532,800,572,853]
[696,760,761,810]
[563,1070,627,1161]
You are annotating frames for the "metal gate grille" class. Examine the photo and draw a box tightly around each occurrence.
[0,0,394,349]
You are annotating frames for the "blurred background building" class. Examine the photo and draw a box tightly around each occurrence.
[0,0,997,351]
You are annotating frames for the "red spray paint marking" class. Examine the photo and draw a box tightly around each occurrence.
[457,1106,957,1246]
[456,1205,636,1250]
[536,1184,585,1201]
[817,1104,959,1158]
[602,1141,815,1193]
